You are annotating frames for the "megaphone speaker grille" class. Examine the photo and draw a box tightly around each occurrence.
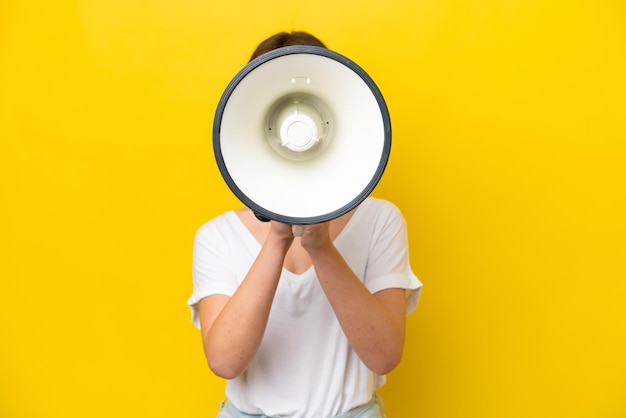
[214,46,391,224]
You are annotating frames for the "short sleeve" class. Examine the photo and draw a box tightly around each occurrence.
[186,216,240,329]
[362,200,422,314]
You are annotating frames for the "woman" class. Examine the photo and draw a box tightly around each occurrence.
[188,31,422,418]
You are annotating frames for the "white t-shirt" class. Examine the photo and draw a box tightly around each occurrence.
[188,197,422,417]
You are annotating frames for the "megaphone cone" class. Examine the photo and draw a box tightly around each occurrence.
[214,46,391,224]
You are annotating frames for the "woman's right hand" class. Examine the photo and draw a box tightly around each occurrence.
[268,221,295,251]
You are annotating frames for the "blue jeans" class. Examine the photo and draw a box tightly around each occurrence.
[216,395,385,418]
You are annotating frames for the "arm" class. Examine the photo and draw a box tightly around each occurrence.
[197,222,293,379]
[300,223,407,375]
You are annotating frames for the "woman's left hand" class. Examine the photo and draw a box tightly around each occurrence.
[299,222,332,253]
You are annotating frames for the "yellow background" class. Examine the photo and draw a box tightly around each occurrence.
[1,1,625,417]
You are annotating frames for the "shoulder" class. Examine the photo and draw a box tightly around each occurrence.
[359,197,405,224]
[197,210,235,231]
[364,196,401,212]
[362,197,410,242]
[194,210,240,244]
[342,197,408,243]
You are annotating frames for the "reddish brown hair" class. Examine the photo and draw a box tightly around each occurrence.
[249,31,327,61]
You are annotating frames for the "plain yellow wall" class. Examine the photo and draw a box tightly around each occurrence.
[1,1,625,417]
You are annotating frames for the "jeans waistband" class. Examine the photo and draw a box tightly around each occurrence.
[217,394,385,418]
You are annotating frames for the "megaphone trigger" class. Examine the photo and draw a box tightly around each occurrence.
[254,212,271,222]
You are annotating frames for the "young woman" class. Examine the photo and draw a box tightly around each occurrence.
[188,31,422,418]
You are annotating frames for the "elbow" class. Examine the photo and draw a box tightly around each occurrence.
[205,349,246,380]
[210,366,240,380]
[207,356,244,380]
[203,336,247,379]
[369,352,403,375]
[367,337,405,375]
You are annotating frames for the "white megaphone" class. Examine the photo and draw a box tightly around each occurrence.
[213,45,391,225]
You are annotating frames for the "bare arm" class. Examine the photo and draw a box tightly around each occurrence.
[300,223,407,375]
[198,222,293,379]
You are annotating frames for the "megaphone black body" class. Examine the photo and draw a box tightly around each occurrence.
[213,46,391,225]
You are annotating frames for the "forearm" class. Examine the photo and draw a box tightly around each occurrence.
[309,245,406,375]
[203,236,289,379]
